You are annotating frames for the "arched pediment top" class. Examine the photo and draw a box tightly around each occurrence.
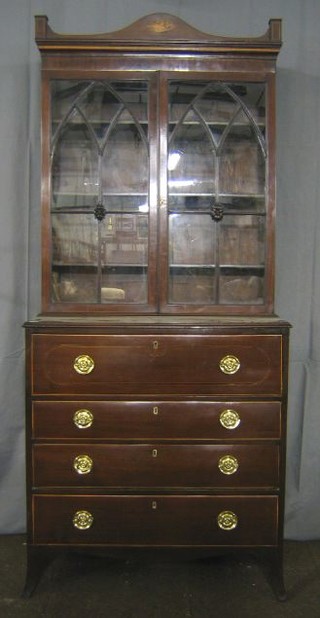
[35,12,281,55]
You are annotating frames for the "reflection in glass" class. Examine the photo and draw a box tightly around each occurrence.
[169,113,215,194]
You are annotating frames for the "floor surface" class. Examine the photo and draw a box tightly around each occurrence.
[1,536,320,617]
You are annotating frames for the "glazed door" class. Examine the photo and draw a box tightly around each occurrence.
[44,71,273,315]
[159,75,272,314]
[46,74,158,312]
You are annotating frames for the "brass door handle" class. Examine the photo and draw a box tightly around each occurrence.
[219,409,241,430]
[73,454,93,475]
[73,409,94,429]
[73,354,95,375]
[73,510,94,530]
[218,455,239,475]
[219,355,240,375]
[217,511,238,531]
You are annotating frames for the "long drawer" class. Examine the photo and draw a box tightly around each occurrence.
[32,494,279,546]
[30,334,282,396]
[32,444,279,488]
[32,400,281,441]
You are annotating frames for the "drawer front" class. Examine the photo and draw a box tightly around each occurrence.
[33,444,279,489]
[32,495,279,546]
[32,400,281,441]
[31,334,282,396]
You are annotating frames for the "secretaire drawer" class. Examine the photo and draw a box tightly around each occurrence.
[30,334,282,396]
[32,444,279,489]
[32,401,281,441]
[32,495,279,546]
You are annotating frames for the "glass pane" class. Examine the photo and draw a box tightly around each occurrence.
[100,214,148,303]
[51,81,91,131]
[168,213,216,303]
[52,111,99,209]
[219,215,265,266]
[218,195,265,214]
[220,271,264,305]
[169,112,215,195]
[50,79,149,306]
[219,215,265,305]
[51,213,98,303]
[99,195,148,213]
[194,83,239,125]
[169,195,212,213]
[168,79,266,307]
[102,111,148,195]
[234,82,265,127]
[219,119,265,196]
[77,82,120,142]
[169,213,215,265]
[52,80,148,133]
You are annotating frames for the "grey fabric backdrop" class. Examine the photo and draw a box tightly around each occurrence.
[0,0,319,540]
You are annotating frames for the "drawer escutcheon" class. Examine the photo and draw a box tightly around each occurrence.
[217,511,238,531]
[218,455,239,475]
[73,454,93,475]
[73,409,94,429]
[73,355,95,375]
[219,355,240,375]
[73,510,94,530]
[219,409,241,430]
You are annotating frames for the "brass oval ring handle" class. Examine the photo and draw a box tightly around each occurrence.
[219,355,240,375]
[73,454,93,475]
[73,409,94,429]
[218,455,239,475]
[217,511,238,531]
[73,354,95,375]
[73,510,94,530]
[219,409,241,430]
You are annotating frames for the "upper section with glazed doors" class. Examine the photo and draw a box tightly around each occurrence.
[37,14,281,315]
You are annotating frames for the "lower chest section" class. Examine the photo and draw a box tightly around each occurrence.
[26,324,288,549]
